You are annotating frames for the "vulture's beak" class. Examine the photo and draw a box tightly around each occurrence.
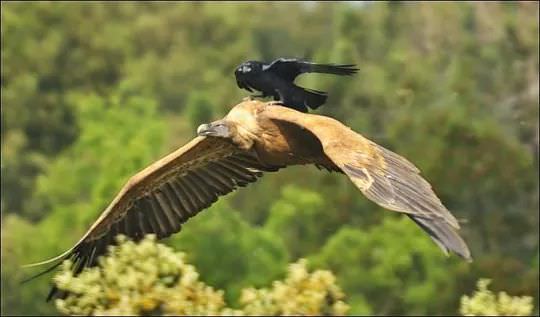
[197,123,211,136]
[197,122,231,138]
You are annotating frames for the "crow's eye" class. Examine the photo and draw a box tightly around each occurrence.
[242,65,251,73]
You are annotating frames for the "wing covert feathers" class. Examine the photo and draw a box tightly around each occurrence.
[263,104,471,261]
[24,136,281,300]
[341,145,471,261]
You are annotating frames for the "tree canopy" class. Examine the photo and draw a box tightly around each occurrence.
[1,2,538,315]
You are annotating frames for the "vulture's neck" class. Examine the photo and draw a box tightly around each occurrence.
[225,102,262,150]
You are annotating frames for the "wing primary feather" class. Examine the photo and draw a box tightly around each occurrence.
[101,228,113,253]
[373,145,420,173]
[125,210,138,238]
[109,221,120,242]
[140,197,162,236]
[21,246,77,268]
[86,246,98,269]
[222,158,263,177]
[386,171,452,221]
[174,178,199,214]
[212,161,255,184]
[33,136,278,301]
[72,250,89,275]
[20,261,63,284]
[208,162,247,186]
[226,157,264,171]
[89,239,106,267]
[189,171,219,202]
[160,184,186,222]
[46,286,63,302]
[179,175,207,209]
[197,168,232,194]
[165,181,191,219]
[202,163,237,188]
[154,191,181,232]
[408,214,472,261]
[389,178,443,217]
[171,179,196,216]
[120,215,129,236]
[135,204,152,237]
[183,172,212,205]
[147,196,171,236]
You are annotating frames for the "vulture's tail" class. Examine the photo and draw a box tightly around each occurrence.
[308,63,359,76]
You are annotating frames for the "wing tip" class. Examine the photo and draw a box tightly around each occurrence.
[408,214,472,262]
[19,259,65,286]
[21,247,74,269]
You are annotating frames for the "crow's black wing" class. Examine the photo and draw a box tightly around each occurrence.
[276,84,328,112]
[264,58,358,82]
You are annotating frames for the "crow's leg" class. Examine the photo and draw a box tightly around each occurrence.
[266,90,285,106]
[244,93,267,102]
[251,90,273,98]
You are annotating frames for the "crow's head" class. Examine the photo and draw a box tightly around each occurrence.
[235,61,263,76]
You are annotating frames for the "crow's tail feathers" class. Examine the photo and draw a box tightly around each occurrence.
[309,63,359,76]
[408,214,472,262]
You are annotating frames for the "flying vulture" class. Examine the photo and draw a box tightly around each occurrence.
[24,99,471,300]
[235,58,358,112]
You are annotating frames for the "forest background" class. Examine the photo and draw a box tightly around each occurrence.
[1,2,539,315]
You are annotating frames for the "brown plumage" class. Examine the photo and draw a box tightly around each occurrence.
[24,99,471,300]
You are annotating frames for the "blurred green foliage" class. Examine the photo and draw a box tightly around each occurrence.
[310,216,470,315]
[460,279,534,316]
[54,235,233,316]
[1,2,538,316]
[53,235,349,316]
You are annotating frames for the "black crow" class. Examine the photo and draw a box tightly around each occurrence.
[234,58,358,112]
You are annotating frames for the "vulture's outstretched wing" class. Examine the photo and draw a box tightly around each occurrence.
[263,58,358,82]
[264,106,472,261]
[23,136,281,300]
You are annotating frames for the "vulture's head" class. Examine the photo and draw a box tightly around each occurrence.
[197,120,233,138]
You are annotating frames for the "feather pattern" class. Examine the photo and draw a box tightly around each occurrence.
[262,104,471,261]
[24,136,281,300]
[24,100,471,303]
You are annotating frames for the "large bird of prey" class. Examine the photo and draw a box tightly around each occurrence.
[24,99,471,301]
[234,58,358,112]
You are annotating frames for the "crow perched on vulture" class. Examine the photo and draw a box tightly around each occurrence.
[235,58,358,112]
[24,99,471,301]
